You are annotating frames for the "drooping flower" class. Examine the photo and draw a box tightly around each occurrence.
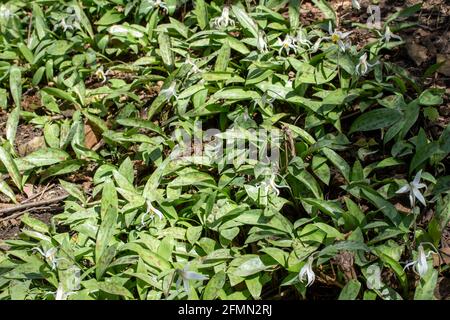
[352,0,361,10]
[176,265,209,294]
[381,26,402,43]
[277,35,298,55]
[211,6,235,29]
[95,66,107,84]
[141,200,164,226]
[295,29,312,48]
[404,244,433,278]
[355,53,379,75]
[256,30,268,53]
[185,56,202,75]
[146,0,169,14]
[395,169,427,208]
[326,22,352,52]
[54,17,76,32]
[0,4,13,21]
[33,247,60,270]
[299,255,316,287]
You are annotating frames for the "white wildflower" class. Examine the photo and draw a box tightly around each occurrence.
[33,247,60,270]
[326,22,352,52]
[352,0,361,10]
[211,6,235,29]
[299,255,316,287]
[395,169,427,208]
[381,26,402,43]
[295,29,312,48]
[404,244,433,278]
[0,5,13,21]
[277,35,298,55]
[185,56,201,74]
[256,30,268,53]
[355,52,379,75]
[146,0,169,14]
[95,66,107,84]
[176,265,209,294]
[141,200,164,226]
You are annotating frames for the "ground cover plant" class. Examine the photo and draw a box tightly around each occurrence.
[0,0,449,300]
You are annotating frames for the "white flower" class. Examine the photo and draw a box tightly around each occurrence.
[160,81,177,100]
[0,5,13,21]
[211,6,235,29]
[54,283,76,300]
[95,66,107,84]
[299,255,315,287]
[256,30,268,53]
[143,0,168,14]
[54,17,76,32]
[277,35,298,55]
[352,0,361,10]
[33,247,60,270]
[257,172,287,198]
[381,26,402,43]
[176,265,209,294]
[404,245,432,278]
[185,56,201,75]
[326,22,352,52]
[295,29,312,48]
[355,53,379,75]
[396,170,427,208]
[255,93,275,109]
[141,200,164,226]
[151,0,169,14]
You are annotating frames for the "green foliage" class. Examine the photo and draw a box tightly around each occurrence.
[0,0,447,301]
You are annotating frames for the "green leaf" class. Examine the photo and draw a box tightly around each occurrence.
[349,109,403,133]
[9,66,22,109]
[231,255,270,277]
[203,271,226,300]
[414,269,438,300]
[18,148,70,170]
[194,0,208,30]
[0,145,22,191]
[46,40,73,56]
[21,213,49,234]
[96,11,125,26]
[231,5,259,38]
[95,205,118,266]
[0,177,17,203]
[97,281,133,298]
[322,147,351,183]
[418,89,444,106]
[338,279,361,300]
[6,106,20,146]
[312,0,337,23]
[17,43,34,64]
[158,32,174,71]
[59,179,86,205]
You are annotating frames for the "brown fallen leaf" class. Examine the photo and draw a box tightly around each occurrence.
[23,184,34,199]
[433,247,450,267]
[437,54,450,77]
[406,39,429,66]
[17,136,45,157]
[394,202,412,214]
[84,123,101,149]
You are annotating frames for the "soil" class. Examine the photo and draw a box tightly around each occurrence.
[0,185,67,241]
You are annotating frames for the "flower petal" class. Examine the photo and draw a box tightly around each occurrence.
[396,185,410,194]
[412,187,426,207]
